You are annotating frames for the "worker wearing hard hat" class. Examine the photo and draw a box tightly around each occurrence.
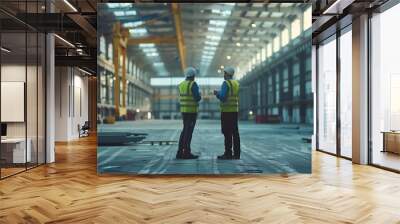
[213,66,241,160]
[176,67,201,159]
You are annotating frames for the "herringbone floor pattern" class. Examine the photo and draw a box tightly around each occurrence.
[1,136,400,223]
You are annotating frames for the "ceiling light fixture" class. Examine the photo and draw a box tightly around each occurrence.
[221,65,224,69]
[226,55,231,60]
[54,34,75,48]
[63,0,78,12]
[322,0,350,15]
[236,42,241,47]
[1,47,11,53]
[78,67,93,76]
[251,23,256,28]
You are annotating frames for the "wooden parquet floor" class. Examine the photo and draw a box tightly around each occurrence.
[1,136,400,224]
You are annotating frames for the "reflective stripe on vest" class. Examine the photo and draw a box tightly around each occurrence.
[220,79,239,112]
[179,80,198,113]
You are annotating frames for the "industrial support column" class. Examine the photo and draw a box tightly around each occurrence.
[121,28,129,115]
[46,1,55,163]
[171,3,186,73]
[112,22,121,120]
[112,23,129,120]
[352,14,369,164]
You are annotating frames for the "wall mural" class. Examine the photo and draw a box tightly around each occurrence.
[97,3,313,175]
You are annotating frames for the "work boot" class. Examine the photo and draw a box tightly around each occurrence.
[217,153,233,160]
[178,152,199,160]
[232,155,240,160]
[176,149,185,159]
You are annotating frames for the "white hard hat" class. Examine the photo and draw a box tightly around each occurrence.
[223,66,235,76]
[184,67,197,78]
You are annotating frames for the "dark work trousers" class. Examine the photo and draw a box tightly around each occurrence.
[221,112,241,157]
[177,113,197,155]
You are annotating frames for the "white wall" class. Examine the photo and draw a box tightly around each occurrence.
[54,67,89,141]
[1,64,46,163]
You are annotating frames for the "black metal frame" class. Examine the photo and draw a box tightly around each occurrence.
[316,0,400,171]
[315,23,353,162]
[367,2,400,172]
[0,0,47,180]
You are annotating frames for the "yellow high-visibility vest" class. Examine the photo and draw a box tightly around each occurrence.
[220,80,239,112]
[178,80,198,113]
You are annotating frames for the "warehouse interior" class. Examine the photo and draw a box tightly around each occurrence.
[0,0,400,222]
[97,3,313,174]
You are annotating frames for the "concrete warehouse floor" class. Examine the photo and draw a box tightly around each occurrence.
[98,120,312,174]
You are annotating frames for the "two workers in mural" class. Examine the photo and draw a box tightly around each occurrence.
[176,66,241,160]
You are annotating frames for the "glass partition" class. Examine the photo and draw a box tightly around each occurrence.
[0,1,46,179]
[339,27,352,158]
[317,35,337,154]
[371,3,400,171]
[1,31,28,177]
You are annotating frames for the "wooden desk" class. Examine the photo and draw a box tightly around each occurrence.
[382,131,400,154]
[1,138,31,163]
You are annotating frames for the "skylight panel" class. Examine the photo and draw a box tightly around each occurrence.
[125,11,136,16]
[206,35,222,41]
[208,27,224,33]
[123,21,143,28]
[204,46,217,51]
[113,11,125,17]
[205,41,218,46]
[209,20,227,27]
[211,9,232,17]
[202,55,213,59]
[141,48,157,53]
[130,28,148,36]
[107,3,131,8]
[154,62,164,67]
[145,52,159,57]
[139,43,155,48]
[119,3,132,7]
[203,51,215,56]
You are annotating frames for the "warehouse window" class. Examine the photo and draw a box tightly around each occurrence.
[303,7,312,30]
[100,71,107,104]
[267,43,272,57]
[281,28,289,47]
[283,68,289,93]
[107,43,113,60]
[100,35,106,54]
[261,47,266,61]
[109,77,114,105]
[268,76,273,105]
[272,107,279,115]
[305,57,312,95]
[291,18,301,39]
[275,73,280,103]
[257,81,262,110]
[282,107,290,122]
[120,81,123,107]
[257,52,261,64]
[273,35,280,53]
[133,64,136,78]
[293,106,300,123]
[293,62,300,98]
